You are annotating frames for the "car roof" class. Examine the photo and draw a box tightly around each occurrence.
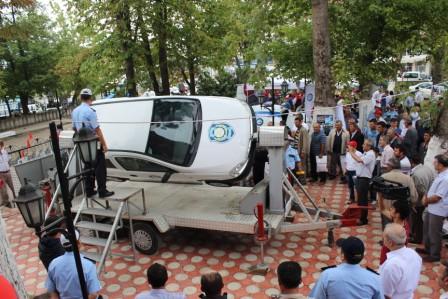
[93,95,241,106]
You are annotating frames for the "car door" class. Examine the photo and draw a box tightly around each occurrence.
[108,155,172,181]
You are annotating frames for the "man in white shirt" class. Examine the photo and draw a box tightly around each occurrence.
[349,140,376,225]
[380,223,422,299]
[394,144,411,175]
[0,141,16,207]
[417,154,448,262]
[345,141,362,203]
[414,87,424,104]
[379,135,394,171]
[135,263,186,299]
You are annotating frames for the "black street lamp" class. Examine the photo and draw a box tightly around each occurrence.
[281,80,289,97]
[14,179,45,235]
[73,126,99,164]
[49,121,90,299]
[14,122,91,299]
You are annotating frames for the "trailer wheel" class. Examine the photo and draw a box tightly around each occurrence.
[133,222,159,255]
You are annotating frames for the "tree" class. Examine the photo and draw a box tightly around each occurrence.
[311,0,334,107]
[0,4,58,114]
[197,71,237,97]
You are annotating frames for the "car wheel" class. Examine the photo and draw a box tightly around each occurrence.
[133,222,159,255]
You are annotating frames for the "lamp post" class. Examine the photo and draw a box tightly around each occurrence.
[13,179,45,236]
[281,80,289,98]
[14,122,95,299]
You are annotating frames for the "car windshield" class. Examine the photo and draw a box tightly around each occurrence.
[404,72,418,78]
[146,98,201,166]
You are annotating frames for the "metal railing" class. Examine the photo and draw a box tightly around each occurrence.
[8,140,53,165]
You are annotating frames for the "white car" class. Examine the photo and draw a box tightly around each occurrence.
[93,96,256,182]
[398,71,430,82]
[409,82,432,98]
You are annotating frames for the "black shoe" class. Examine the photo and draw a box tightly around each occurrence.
[86,190,97,197]
[99,190,114,198]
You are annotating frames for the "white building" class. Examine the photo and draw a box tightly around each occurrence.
[401,54,432,75]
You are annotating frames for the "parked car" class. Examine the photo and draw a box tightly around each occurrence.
[409,82,432,98]
[93,96,257,182]
[398,71,430,82]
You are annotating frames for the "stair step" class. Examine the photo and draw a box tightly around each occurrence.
[80,236,108,247]
[81,251,102,262]
[81,208,119,218]
[76,221,114,233]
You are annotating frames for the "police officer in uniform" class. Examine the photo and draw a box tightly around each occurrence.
[309,236,383,299]
[45,230,102,298]
[72,88,114,198]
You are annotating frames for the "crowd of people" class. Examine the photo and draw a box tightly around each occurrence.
[1,86,448,298]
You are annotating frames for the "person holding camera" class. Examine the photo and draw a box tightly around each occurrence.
[378,158,418,229]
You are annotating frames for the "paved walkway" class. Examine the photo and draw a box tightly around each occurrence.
[2,179,443,298]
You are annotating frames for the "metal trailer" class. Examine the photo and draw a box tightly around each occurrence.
[48,127,343,275]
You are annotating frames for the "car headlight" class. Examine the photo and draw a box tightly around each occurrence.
[229,161,247,177]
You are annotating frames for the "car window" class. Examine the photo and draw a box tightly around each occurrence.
[404,72,418,78]
[115,157,171,172]
[147,99,201,166]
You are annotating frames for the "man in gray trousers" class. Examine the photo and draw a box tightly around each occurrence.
[417,154,448,263]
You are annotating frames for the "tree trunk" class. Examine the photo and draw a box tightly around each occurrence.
[19,93,29,114]
[155,1,170,95]
[188,58,196,95]
[141,31,160,95]
[436,106,448,139]
[0,211,28,299]
[431,42,445,84]
[311,0,334,107]
[116,2,137,97]
[4,99,11,118]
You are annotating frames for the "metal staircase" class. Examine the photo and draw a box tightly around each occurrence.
[73,187,146,276]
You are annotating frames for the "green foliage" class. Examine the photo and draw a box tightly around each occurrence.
[0,7,59,103]
[197,71,237,97]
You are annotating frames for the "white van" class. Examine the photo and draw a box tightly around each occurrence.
[397,71,430,82]
[93,96,257,182]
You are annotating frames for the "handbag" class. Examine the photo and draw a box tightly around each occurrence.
[316,155,328,172]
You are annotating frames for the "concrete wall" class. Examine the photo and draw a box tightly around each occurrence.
[0,108,73,132]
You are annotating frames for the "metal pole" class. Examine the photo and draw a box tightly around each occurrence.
[271,76,275,125]
[55,90,63,129]
[49,122,89,299]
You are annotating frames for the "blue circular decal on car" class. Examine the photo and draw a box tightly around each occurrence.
[256,118,264,126]
[209,123,235,142]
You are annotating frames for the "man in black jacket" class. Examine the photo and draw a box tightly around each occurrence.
[38,216,65,270]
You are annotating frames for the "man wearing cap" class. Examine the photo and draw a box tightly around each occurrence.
[309,236,383,299]
[345,141,362,203]
[72,88,114,198]
[380,223,422,299]
[418,154,448,262]
[45,231,102,299]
